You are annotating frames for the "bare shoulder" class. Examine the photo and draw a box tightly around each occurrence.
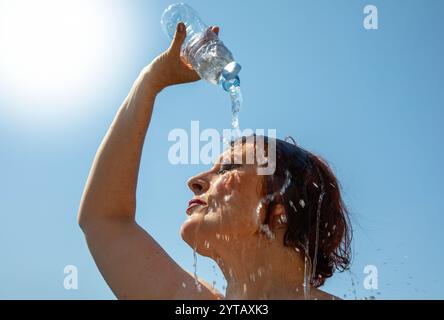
[311,288,341,300]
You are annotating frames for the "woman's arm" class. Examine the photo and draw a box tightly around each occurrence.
[78,23,220,299]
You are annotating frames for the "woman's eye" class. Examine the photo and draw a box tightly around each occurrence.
[217,164,240,175]
[217,167,229,175]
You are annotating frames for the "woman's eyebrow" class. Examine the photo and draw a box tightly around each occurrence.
[220,163,244,170]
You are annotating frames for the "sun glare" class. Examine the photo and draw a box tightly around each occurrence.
[0,0,125,124]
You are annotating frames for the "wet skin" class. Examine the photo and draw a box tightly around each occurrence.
[78,22,338,300]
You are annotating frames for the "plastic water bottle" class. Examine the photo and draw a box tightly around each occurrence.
[161,3,241,91]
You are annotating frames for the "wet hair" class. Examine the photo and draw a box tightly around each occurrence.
[231,135,352,287]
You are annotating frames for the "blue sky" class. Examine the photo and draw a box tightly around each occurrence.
[0,0,443,299]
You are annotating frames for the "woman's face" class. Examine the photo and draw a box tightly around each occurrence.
[181,142,265,256]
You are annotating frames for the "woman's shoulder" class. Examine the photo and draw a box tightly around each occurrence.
[311,288,341,300]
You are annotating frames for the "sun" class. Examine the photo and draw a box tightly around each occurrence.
[0,0,125,124]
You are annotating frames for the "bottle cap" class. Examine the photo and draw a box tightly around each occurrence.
[222,61,242,81]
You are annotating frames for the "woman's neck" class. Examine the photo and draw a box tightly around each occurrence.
[213,232,307,299]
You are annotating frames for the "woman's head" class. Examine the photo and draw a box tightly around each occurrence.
[181,135,352,287]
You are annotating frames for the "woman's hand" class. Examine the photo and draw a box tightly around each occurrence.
[144,22,220,93]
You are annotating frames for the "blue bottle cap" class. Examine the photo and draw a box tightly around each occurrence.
[222,61,242,81]
[222,76,240,92]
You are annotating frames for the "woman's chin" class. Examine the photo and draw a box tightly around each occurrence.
[180,213,205,245]
[180,214,217,256]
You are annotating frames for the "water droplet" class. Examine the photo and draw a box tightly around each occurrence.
[324,222,328,228]
[303,253,311,300]
[348,271,358,300]
[327,232,331,237]
[299,199,305,208]
[289,200,298,213]
[313,182,319,188]
[279,170,292,196]
[182,282,187,288]
[280,214,287,224]
[259,224,275,240]
[193,248,202,292]
[204,240,210,249]
[243,283,247,294]
[332,224,337,231]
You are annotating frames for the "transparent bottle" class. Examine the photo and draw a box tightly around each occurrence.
[161,3,241,91]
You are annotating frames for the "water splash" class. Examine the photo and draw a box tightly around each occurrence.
[279,170,292,196]
[311,189,325,281]
[229,85,242,139]
[303,240,311,299]
[259,224,275,240]
[254,171,291,227]
[347,270,358,300]
[211,264,219,290]
[193,247,202,292]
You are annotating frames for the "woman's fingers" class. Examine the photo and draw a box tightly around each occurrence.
[211,26,220,36]
[169,22,186,55]
[165,23,222,84]
[172,23,220,55]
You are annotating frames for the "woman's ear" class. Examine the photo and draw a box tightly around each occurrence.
[270,204,287,230]
[272,203,285,216]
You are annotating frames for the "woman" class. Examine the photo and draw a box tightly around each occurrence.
[78,22,351,300]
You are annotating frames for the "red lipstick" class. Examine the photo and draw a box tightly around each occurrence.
[186,198,207,215]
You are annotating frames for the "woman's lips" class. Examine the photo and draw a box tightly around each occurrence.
[186,198,207,215]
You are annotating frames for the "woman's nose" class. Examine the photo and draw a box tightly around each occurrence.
[187,175,210,195]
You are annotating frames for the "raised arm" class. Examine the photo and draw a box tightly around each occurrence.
[78,23,220,299]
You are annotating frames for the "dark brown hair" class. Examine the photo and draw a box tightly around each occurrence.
[232,135,352,287]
